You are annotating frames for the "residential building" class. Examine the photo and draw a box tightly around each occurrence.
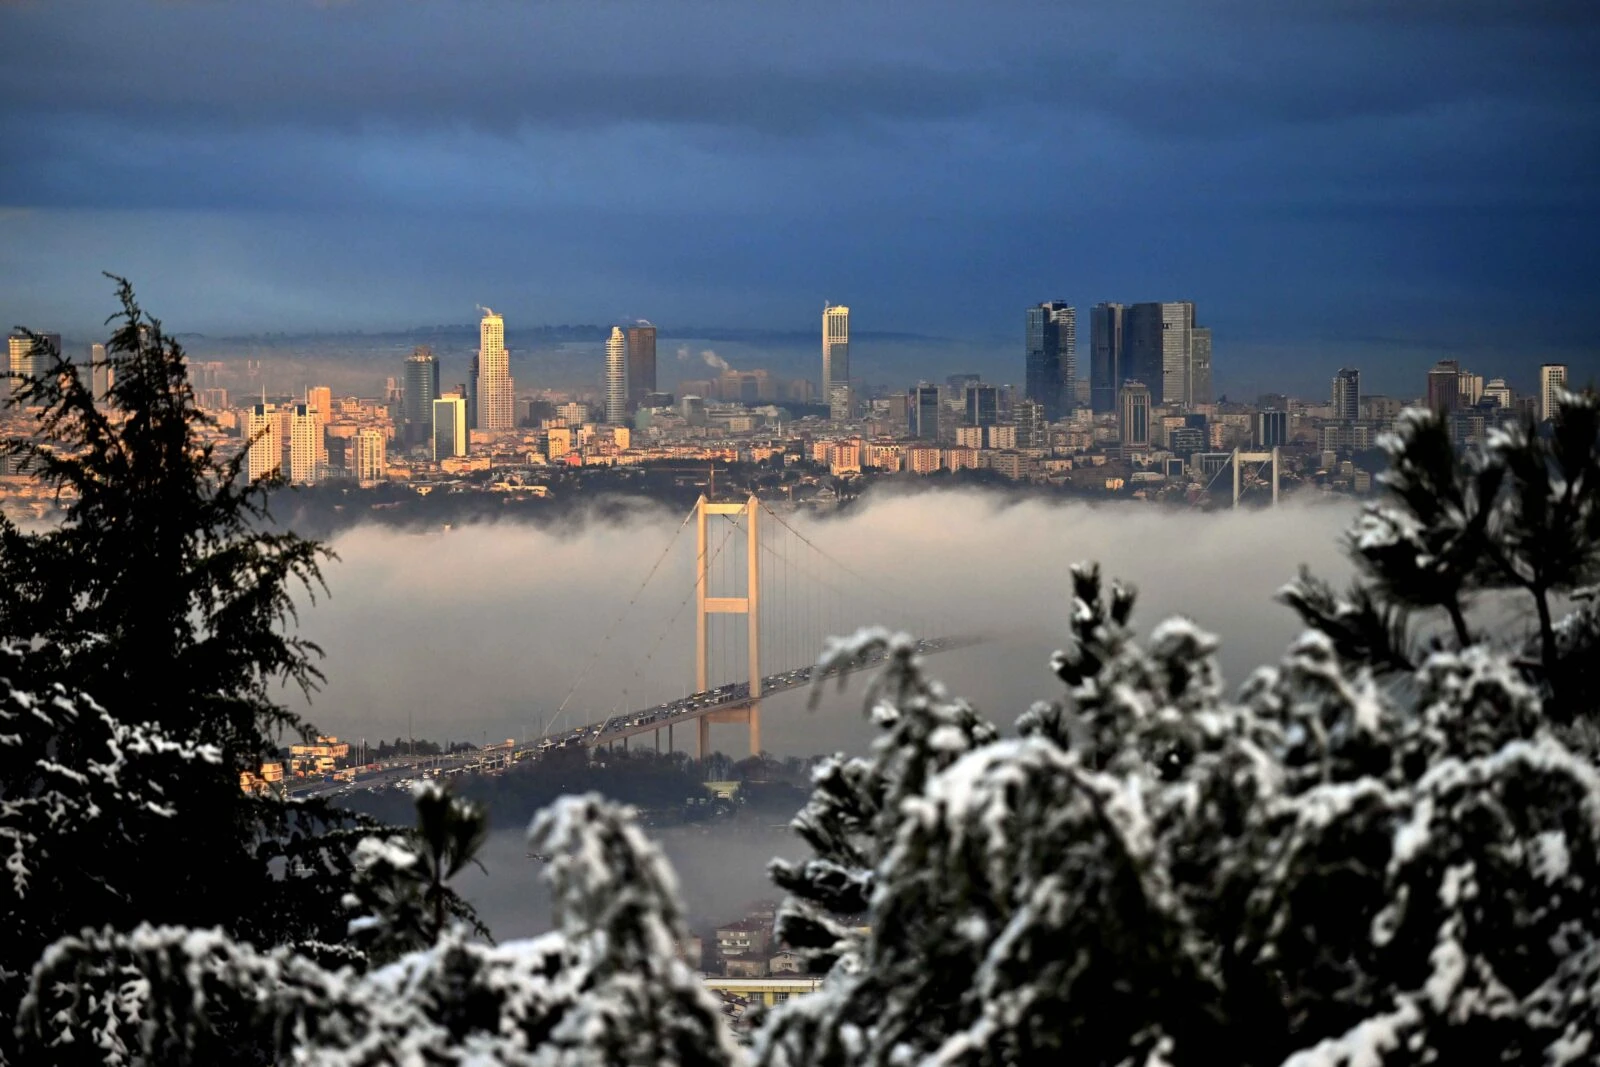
[432,395,468,461]
[963,383,999,427]
[287,403,321,484]
[1088,302,1125,413]
[605,326,628,424]
[1013,398,1046,449]
[985,424,1017,449]
[352,428,386,484]
[1541,363,1568,422]
[1331,367,1361,421]
[476,307,514,431]
[1426,360,1461,413]
[1024,301,1075,421]
[906,445,941,474]
[403,346,440,443]
[822,304,851,421]
[246,402,282,481]
[1118,381,1152,449]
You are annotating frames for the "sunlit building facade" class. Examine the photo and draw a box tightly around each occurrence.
[823,304,851,421]
[605,327,628,424]
[476,308,514,431]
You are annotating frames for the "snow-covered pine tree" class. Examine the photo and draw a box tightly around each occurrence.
[758,549,1600,1063]
[1285,394,1600,720]
[0,281,479,1022]
[16,793,737,1066]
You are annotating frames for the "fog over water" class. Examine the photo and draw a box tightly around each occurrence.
[290,490,1357,756]
[292,488,1360,938]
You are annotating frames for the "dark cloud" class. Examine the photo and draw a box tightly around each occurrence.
[0,0,1595,390]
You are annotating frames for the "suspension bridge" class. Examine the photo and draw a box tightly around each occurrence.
[511,493,978,762]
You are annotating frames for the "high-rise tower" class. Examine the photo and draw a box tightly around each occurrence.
[247,402,282,481]
[403,346,440,443]
[605,327,628,424]
[625,323,657,412]
[476,307,513,431]
[1125,302,1195,408]
[1426,360,1461,413]
[1088,303,1125,413]
[7,332,59,401]
[1331,367,1361,421]
[1025,302,1075,421]
[1540,363,1568,422]
[823,304,851,421]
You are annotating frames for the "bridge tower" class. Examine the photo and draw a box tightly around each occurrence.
[1231,446,1281,507]
[695,494,761,758]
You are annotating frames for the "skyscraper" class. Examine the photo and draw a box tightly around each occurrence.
[1088,303,1125,413]
[1025,302,1075,421]
[1190,327,1213,406]
[605,327,628,424]
[476,307,513,431]
[1540,363,1568,422]
[625,323,657,412]
[1331,367,1361,421]
[433,395,468,460]
[1426,360,1461,413]
[403,346,440,443]
[964,383,999,427]
[910,384,939,440]
[246,402,282,481]
[823,304,851,421]
[7,332,59,400]
[1125,302,1195,408]
[1119,381,1151,449]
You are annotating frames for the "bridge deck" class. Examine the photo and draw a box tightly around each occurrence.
[526,635,984,753]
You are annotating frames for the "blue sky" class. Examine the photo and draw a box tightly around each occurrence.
[1,0,1595,396]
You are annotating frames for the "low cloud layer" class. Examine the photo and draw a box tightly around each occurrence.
[289,491,1357,757]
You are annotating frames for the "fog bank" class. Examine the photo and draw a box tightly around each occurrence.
[287,491,1357,756]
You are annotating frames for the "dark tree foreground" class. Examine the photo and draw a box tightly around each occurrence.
[0,281,478,1058]
[8,288,1600,1064]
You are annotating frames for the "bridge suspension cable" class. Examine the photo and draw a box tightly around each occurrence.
[539,501,698,738]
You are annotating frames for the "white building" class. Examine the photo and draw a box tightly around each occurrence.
[823,304,850,421]
[246,403,282,481]
[353,427,386,484]
[605,326,628,424]
[433,395,468,461]
[287,403,321,484]
[476,307,514,431]
[1540,363,1568,422]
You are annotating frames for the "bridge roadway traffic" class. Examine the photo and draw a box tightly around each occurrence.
[287,635,980,799]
